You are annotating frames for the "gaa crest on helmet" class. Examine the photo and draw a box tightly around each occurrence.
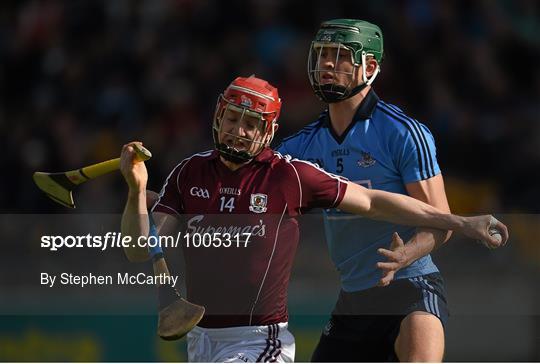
[319,31,334,42]
[240,94,253,108]
[249,193,268,214]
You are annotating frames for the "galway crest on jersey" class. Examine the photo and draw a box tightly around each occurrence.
[249,193,268,213]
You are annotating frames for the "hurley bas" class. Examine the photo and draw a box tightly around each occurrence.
[40,272,179,288]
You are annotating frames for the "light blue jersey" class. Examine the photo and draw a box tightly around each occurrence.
[277,90,441,292]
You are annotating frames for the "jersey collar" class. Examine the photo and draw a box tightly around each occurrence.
[324,89,380,144]
[354,88,379,120]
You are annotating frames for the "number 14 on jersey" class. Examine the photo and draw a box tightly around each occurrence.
[219,196,235,212]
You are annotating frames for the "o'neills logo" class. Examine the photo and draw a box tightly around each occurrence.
[219,187,241,196]
[186,215,266,237]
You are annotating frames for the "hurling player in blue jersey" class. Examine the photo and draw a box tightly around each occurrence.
[277,19,496,362]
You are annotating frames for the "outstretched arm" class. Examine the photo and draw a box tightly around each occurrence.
[338,182,508,245]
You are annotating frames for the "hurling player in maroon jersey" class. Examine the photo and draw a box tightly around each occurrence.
[119,76,507,362]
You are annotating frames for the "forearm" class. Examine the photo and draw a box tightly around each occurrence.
[370,189,465,231]
[340,184,466,232]
[402,174,453,261]
[121,189,150,262]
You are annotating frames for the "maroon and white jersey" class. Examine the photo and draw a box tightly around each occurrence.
[152,148,348,328]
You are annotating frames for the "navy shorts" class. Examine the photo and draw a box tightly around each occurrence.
[311,273,448,362]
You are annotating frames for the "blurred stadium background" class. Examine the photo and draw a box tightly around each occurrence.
[0,0,539,361]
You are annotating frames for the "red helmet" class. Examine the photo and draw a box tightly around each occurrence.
[213,76,281,163]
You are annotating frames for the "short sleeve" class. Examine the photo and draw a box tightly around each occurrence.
[151,161,187,216]
[398,123,441,183]
[290,159,348,210]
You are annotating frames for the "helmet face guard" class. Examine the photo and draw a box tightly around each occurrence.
[213,77,281,164]
[307,19,383,103]
[308,42,359,103]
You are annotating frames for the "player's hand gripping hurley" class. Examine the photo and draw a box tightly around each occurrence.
[33,143,152,208]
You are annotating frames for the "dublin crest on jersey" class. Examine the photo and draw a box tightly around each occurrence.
[249,193,268,213]
[357,151,376,168]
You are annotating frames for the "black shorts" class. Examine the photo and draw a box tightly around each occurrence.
[311,273,448,362]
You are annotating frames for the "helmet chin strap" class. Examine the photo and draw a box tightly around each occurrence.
[325,83,367,103]
[216,143,253,164]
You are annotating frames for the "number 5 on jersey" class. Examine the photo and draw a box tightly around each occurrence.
[336,157,344,173]
[219,196,235,212]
